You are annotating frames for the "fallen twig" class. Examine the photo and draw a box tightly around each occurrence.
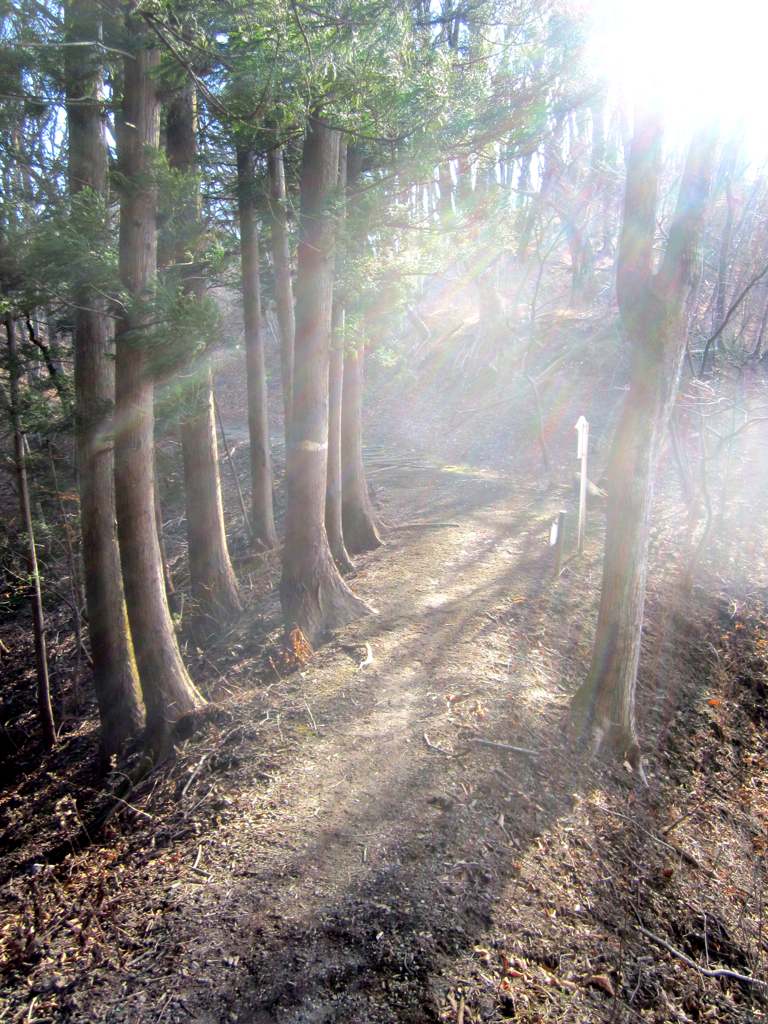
[304,699,317,732]
[424,732,452,756]
[661,790,714,836]
[268,655,285,682]
[590,804,714,876]
[465,738,537,757]
[180,754,210,800]
[635,913,767,988]
[113,796,153,820]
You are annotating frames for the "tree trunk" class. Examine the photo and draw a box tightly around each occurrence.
[568,112,717,766]
[437,162,453,220]
[327,300,354,572]
[153,467,177,610]
[65,0,143,761]
[236,147,278,550]
[341,342,384,554]
[339,146,384,556]
[114,20,204,754]
[7,316,56,750]
[325,139,353,573]
[280,117,373,644]
[180,384,243,616]
[267,146,296,451]
[168,81,242,620]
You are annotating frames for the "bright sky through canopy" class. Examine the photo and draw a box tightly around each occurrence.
[592,0,768,159]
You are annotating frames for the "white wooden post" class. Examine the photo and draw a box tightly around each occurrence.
[575,415,589,554]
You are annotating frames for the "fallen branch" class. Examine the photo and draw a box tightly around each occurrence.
[389,521,461,530]
[635,915,767,988]
[465,738,537,756]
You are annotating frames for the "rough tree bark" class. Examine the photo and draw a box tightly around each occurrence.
[236,147,278,550]
[280,117,373,644]
[568,112,717,766]
[6,316,56,749]
[65,0,144,760]
[114,20,204,753]
[267,146,296,451]
[325,139,354,573]
[167,80,242,620]
[340,147,384,555]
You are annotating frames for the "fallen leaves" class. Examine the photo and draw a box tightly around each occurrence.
[586,973,615,997]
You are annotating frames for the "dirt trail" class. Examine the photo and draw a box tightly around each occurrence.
[64,462,586,1024]
[167,467,558,1024]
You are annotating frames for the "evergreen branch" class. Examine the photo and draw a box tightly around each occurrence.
[19,0,62,29]
[143,13,274,127]
[313,116,413,146]
[22,277,125,320]
[289,0,313,65]
[148,16,235,72]
[295,3,368,28]
[16,40,136,60]
[0,90,114,108]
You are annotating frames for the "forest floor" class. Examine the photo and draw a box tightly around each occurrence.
[2,311,768,1023]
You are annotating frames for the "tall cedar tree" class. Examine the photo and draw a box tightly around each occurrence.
[341,148,383,555]
[65,0,144,761]
[236,147,278,549]
[281,117,373,643]
[114,18,204,753]
[167,80,242,620]
[569,112,717,766]
[326,138,354,573]
[267,146,296,451]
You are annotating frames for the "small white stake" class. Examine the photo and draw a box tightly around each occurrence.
[575,416,589,553]
[552,510,566,577]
